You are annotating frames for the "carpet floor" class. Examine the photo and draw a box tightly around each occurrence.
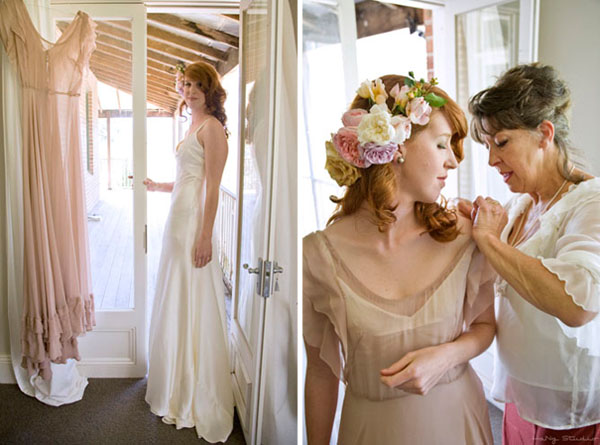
[0,378,246,445]
[0,379,503,444]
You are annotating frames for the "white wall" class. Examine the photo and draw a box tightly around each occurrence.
[538,0,600,175]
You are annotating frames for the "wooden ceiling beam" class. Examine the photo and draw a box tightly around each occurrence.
[90,63,178,100]
[91,51,175,85]
[100,109,175,118]
[102,18,228,62]
[147,24,227,62]
[93,21,220,66]
[90,53,131,76]
[96,33,132,53]
[148,13,239,49]
[355,1,424,39]
[148,37,219,65]
[95,43,132,63]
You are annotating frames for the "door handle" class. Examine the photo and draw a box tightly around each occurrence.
[243,263,260,274]
[243,258,264,294]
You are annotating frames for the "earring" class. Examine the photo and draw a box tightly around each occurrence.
[396,154,405,164]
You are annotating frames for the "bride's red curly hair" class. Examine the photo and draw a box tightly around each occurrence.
[327,74,468,242]
[178,61,228,135]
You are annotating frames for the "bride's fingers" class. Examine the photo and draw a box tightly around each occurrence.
[380,354,412,376]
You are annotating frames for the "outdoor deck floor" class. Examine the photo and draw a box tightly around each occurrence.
[87,189,231,325]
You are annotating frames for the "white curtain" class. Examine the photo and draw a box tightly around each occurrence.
[455,3,518,205]
[0,0,87,405]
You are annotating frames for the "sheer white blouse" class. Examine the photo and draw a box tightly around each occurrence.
[492,178,600,429]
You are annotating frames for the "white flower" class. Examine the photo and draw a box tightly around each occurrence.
[357,105,395,145]
[391,115,412,144]
[356,79,373,99]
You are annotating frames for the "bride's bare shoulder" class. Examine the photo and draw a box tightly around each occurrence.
[456,212,473,239]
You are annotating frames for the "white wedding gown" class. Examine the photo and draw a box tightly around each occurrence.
[145,122,234,442]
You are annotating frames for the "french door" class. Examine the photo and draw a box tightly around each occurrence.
[230,0,290,443]
[444,0,539,203]
[49,3,147,377]
[444,0,539,404]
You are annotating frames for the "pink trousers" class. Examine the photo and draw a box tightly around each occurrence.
[503,402,600,445]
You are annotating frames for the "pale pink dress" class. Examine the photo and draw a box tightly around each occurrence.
[0,0,96,379]
[304,231,495,444]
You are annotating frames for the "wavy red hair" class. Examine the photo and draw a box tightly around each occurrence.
[328,74,468,242]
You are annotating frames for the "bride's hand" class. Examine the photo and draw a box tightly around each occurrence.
[143,178,159,191]
[192,236,212,268]
[379,344,453,395]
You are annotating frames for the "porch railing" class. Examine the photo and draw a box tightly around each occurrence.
[216,185,236,291]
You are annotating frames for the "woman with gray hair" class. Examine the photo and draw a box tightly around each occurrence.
[465,63,600,443]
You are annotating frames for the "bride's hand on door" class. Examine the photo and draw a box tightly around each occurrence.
[143,178,159,191]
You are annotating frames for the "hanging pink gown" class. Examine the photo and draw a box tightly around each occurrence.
[0,0,96,379]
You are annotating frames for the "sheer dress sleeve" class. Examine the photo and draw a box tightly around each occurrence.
[464,246,497,328]
[0,0,25,70]
[538,198,600,355]
[303,232,348,382]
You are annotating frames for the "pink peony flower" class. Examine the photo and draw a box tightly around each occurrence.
[332,127,370,168]
[359,142,398,165]
[390,84,410,106]
[390,115,412,144]
[406,97,432,125]
[342,109,367,127]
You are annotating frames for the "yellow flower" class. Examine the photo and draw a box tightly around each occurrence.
[325,141,360,187]
[372,78,388,104]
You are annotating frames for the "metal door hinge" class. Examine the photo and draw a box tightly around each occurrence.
[143,224,147,254]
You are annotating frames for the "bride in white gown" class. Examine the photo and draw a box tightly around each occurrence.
[143,61,234,442]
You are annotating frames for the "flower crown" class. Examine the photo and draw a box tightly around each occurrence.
[325,73,447,187]
[175,62,186,96]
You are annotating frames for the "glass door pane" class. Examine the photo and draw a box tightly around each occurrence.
[236,1,271,356]
[81,19,136,309]
[455,1,520,204]
[301,0,347,234]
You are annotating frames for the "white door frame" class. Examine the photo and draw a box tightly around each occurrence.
[230,0,281,443]
[50,3,148,377]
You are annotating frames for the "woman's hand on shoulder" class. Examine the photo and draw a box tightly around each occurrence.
[471,196,508,245]
[379,343,454,395]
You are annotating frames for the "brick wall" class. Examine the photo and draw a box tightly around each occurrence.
[424,9,434,79]
[80,70,100,213]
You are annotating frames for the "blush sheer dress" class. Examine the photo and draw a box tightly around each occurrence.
[0,0,95,392]
[304,231,495,444]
